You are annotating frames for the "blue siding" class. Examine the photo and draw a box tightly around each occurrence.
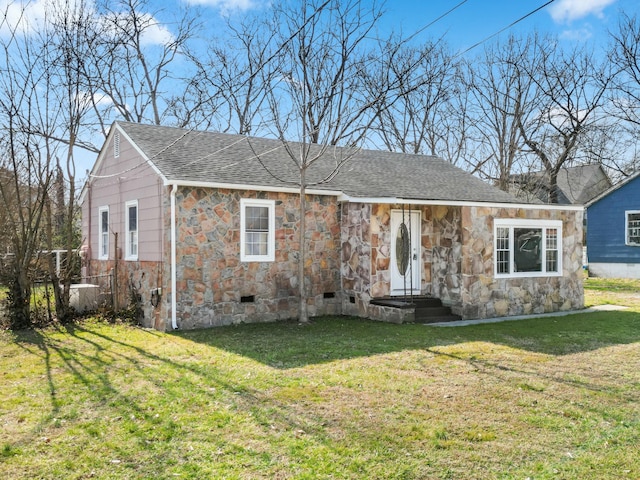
[587,176,640,263]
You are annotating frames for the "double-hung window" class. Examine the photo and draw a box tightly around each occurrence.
[494,219,562,277]
[125,200,138,260]
[98,206,109,259]
[240,198,275,262]
[626,211,640,246]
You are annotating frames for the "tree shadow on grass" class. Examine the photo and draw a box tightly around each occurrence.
[5,311,639,478]
[173,310,640,370]
[6,323,346,476]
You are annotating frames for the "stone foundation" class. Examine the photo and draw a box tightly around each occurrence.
[86,259,164,329]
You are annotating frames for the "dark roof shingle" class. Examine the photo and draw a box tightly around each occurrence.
[117,121,520,204]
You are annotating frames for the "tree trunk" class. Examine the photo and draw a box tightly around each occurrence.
[10,269,31,330]
[298,176,309,324]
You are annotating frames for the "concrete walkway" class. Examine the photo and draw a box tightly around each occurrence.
[428,304,629,327]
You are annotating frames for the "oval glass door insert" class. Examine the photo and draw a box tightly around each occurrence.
[395,222,410,275]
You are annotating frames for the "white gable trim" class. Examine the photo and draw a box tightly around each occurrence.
[80,122,168,204]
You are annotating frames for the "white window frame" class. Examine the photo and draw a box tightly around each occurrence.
[625,210,640,246]
[494,219,563,278]
[125,200,138,261]
[240,198,275,262]
[98,206,109,260]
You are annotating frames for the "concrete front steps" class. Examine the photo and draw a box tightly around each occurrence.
[370,296,461,324]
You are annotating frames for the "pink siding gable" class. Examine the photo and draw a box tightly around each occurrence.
[84,129,164,263]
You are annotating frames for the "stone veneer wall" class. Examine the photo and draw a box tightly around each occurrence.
[430,206,463,308]
[459,205,584,319]
[341,202,583,322]
[87,259,164,329]
[341,203,371,297]
[341,203,438,321]
[342,203,455,299]
[167,187,341,329]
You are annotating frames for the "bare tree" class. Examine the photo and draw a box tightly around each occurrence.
[0,0,97,326]
[370,40,467,165]
[463,35,537,190]
[43,0,97,321]
[187,15,276,135]
[608,11,640,176]
[259,0,392,323]
[81,0,201,138]
[515,37,611,203]
[0,7,57,327]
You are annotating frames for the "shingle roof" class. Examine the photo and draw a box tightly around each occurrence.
[586,167,640,207]
[117,121,521,204]
[509,164,611,205]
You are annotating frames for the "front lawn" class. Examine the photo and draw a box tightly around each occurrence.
[0,279,638,479]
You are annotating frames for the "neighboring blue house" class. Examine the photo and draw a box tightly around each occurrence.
[586,170,640,278]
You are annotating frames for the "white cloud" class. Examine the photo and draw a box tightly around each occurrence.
[548,0,617,24]
[137,13,175,47]
[559,26,594,41]
[1,0,97,37]
[0,0,48,35]
[182,0,261,12]
[1,1,172,47]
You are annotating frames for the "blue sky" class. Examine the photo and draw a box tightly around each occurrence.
[379,0,637,53]
[2,0,637,174]
[189,0,637,54]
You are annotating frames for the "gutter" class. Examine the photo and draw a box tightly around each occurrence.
[170,183,178,330]
[162,179,341,197]
[336,194,585,211]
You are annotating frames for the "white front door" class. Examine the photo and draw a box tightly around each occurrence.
[390,210,421,296]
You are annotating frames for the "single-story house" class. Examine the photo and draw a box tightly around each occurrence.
[80,122,584,330]
[509,164,612,205]
[586,169,640,278]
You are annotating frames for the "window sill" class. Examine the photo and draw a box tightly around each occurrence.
[495,272,562,279]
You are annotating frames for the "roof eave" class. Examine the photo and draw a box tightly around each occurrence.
[160,180,583,210]
[585,169,640,208]
[163,179,343,197]
[337,194,583,210]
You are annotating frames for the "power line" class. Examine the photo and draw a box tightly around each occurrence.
[455,0,557,58]
[405,0,470,44]
[174,1,559,171]
[91,0,559,179]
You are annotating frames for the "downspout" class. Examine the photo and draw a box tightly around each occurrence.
[170,183,178,330]
[86,181,91,278]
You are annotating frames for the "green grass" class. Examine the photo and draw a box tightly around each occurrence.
[0,279,639,479]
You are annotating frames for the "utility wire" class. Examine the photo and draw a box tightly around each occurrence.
[404,0,470,44]
[91,0,558,178]
[168,0,559,173]
[455,0,557,58]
